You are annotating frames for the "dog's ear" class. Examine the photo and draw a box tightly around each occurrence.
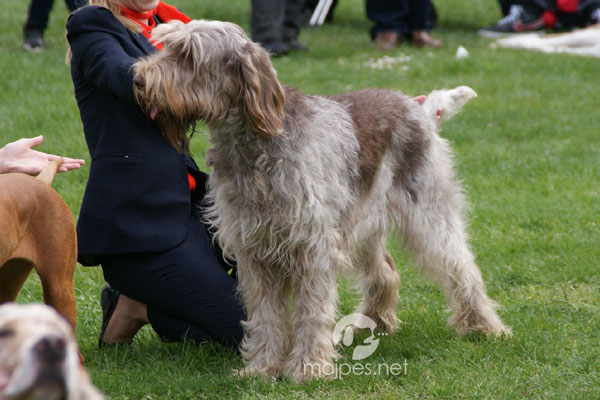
[228,42,286,137]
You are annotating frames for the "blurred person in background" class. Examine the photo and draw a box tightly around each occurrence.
[251,0,308,56]
[479,0,600,36]
[367,0,442,50]
[23,0,80,51]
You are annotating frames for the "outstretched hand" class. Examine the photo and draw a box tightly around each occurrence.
[0,136,85,176]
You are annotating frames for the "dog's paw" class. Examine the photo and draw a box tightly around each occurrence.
[365,311,399,334]
[449,309,512,338]
[459,323,513,339]
[285,362,335,383]
[483,323,512,338]
[234,364,282,380]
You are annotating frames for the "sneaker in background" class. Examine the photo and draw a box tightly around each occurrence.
[23,29,45,52]
[478,5,544,37]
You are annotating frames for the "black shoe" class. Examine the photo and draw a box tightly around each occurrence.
[478,5,544,37]
[99,284,120,348]
[285,38,308,52]
[261,40,290,57]
[23,29,45,52]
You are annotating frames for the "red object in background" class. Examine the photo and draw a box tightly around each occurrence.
[542,10,558,28]
[557,0,579,13]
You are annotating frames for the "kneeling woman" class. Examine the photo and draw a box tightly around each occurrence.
[66,0,245,347]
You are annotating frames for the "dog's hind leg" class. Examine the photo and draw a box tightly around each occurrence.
[237,259,290,379]
[353,234,400,333]
[37,260,77,332]
[29,197,78,332]
[0,259,34,303]
[392,140,510,337]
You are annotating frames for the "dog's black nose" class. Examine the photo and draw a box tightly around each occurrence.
[34,336,66,363]
[133,74,145,89]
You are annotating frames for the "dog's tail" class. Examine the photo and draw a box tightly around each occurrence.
[422,86,477,123]
[36,158,63,185]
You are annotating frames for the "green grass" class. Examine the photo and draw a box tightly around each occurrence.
[2,0,599,398]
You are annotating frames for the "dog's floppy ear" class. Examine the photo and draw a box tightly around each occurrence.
[228,41,286,137]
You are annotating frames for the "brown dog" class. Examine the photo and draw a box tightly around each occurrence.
[0,160,77,333]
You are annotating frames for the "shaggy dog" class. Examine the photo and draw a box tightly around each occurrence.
[0,303,103,400]
[133,20,511,382]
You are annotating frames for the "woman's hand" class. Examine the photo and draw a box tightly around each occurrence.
[0,135,85,175]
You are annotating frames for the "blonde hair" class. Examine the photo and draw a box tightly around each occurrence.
[66,0,141,63]
[88,0,142,33]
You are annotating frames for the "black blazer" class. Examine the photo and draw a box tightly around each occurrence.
[67,5,204,264]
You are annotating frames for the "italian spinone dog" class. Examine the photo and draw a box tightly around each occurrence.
[132,20,511,382]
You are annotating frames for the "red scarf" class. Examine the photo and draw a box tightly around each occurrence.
[120,2,191,50]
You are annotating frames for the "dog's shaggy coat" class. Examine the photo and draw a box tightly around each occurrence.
[133,20,511,382]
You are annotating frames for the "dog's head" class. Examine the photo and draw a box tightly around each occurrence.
[133,20,286,151]
[0,303,102,400]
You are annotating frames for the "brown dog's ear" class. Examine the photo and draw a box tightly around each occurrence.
[233,42,286,137]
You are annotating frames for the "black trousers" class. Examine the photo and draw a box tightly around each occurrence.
[24,0,79,32]
[366,0,434,39]
[251,0,305,44]
[100,209,245,349]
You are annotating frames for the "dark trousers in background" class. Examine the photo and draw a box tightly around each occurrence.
[251,0,306,44]
[24,0,78,31]
[100,209,245,349]
[366,0,434,39]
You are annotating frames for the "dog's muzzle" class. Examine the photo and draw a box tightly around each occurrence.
[34,336,66,364]
[2,335,68,400]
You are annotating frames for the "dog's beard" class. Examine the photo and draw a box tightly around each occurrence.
[29,369,67,400]
[134,90,195,153]
[155,113,195,153]
[2,361,67,400]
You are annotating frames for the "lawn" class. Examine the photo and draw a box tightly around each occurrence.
[1,0,599,398]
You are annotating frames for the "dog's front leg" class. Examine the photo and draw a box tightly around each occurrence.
[237,259,290,380]
[284,252,339,383]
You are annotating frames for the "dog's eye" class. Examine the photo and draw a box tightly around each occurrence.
[0,328,14,338]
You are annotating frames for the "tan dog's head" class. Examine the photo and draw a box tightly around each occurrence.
[133,20,286,152]
[0,303,102,400]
